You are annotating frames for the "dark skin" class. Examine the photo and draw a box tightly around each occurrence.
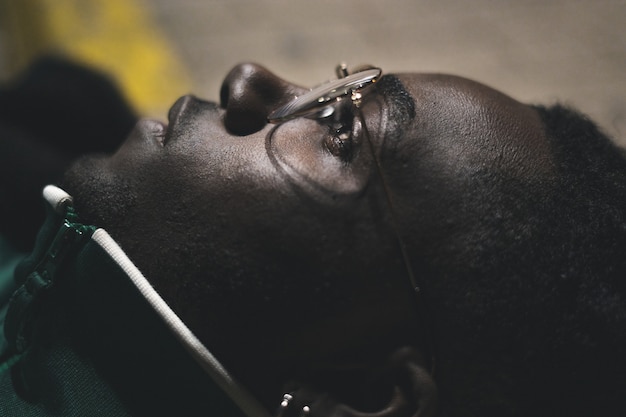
[62,63,560,416]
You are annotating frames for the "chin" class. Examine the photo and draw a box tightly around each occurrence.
[60,155,137,230]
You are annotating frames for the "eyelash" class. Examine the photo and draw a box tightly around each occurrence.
[324,107,355,161]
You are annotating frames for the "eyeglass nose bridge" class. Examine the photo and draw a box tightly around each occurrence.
[267,66,382,124]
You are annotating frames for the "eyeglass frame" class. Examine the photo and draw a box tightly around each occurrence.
[267,64,436,375]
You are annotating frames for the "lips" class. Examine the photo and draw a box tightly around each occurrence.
[165,95,221,144]
[163,95,193,144]
[168,95,194,126]
[129,119,167,147]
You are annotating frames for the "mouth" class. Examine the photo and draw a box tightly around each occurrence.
[163,95,192,145]
[168,95,194,126]
[132,119,167,147]
[164,95,220,144]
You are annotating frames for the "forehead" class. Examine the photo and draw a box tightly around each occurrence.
[390,72,543,129]
[394,72,518,101]
[382,73,553,181]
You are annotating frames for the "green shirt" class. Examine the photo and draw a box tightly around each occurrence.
[0,186,269,417]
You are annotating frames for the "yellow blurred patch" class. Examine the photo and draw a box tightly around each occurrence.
[0,0,191,118]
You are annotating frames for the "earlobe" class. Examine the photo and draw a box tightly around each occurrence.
[387,346,438,417]
[277,346,437,417]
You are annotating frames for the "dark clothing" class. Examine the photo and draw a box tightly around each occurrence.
[0,57,262,416]
[0,192,251,416]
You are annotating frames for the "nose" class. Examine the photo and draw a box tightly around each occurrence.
[220,63,304,135]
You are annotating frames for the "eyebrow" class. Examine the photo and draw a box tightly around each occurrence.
[374,74,416,142]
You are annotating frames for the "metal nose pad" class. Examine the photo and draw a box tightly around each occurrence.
[267,65,382,124]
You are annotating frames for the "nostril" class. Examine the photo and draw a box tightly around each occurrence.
[221,64,269,135]
[220,62,303,135]
[224,101,267,136]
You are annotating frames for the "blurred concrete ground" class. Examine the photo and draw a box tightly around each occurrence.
[1,0,625,144]
[148,0,626,144]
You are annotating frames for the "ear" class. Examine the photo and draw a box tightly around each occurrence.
[277,346,437,417]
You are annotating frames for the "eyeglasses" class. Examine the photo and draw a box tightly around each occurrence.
[267,64,382,123]
[267,64,436,375]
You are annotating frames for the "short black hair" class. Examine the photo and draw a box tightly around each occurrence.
[437,104,626,417]
[530,104,626,415]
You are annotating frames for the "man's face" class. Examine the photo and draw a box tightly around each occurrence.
[62,63,552,396]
